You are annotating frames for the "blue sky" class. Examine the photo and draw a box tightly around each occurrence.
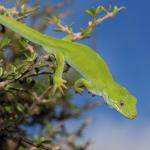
[1,0,150,149]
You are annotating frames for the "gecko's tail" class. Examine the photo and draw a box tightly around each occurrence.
[0,15,57,47]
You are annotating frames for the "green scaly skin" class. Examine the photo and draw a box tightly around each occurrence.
[0,15,137,119]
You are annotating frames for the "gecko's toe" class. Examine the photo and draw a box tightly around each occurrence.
[52,78,67,95]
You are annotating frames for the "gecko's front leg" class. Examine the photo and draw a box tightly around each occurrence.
[74,78,92,94]
[52,50,67,95]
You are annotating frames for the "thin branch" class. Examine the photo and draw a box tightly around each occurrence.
[0,79,14,90]
[49,7,125,41]
[21,137,61,150]
[96,7,125,25]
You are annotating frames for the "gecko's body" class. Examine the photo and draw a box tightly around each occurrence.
[0,15,137,119]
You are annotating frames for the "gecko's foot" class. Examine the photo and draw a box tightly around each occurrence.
[75,87,85,95]
[52,77,67,95]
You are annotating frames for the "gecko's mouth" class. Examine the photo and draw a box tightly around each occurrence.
[110,103,137,120]
[123,112,137,120]
[122,113,137,120]
[118,109,137,120]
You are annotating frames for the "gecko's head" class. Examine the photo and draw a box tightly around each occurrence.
[103,83,137,119]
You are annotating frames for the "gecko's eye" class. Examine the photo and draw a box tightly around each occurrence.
[120,101,124,107]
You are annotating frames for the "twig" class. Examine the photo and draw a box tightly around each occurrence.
[16,7,39,20]
[0,79,14,90]
[21,137,61,150]
[49,7,125,41]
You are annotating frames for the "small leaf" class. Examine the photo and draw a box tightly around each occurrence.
[26,77,33,84]
[51,16,60,24]
[14,73,22,79]
[85,9,94,16]
[19,38,29,48]
[85,8,96,16]
[5,106,11,113]
[112,6,119,16]
[29,52,37,61]
[18,146,25,150]
[10,65,17,72]
[25,52,37,62]
[39,136,46,143]
[0,66,3,77]
[0,36,11,49]
[20,4,27,14]
[16,103,24,112]
[95,6,103,14]
[85,5,104,17]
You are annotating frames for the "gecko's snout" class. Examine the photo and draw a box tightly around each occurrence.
[127,113,137,120]
[121,107,137,120]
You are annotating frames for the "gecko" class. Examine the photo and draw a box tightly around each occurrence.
[0,14,137,119]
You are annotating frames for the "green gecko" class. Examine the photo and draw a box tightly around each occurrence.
[0,14,137,119]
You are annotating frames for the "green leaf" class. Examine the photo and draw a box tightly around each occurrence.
[95,6,103,14]
[85,5,104,17]
[85,9,94,16]
[39,136,46,143]
[25,52,37,62]
[16,103,24,112]
[10,64,17,72]
[29,52,37,61]
[0,66,3,77]
[0,36,11,49]
[14,72,22,79]
[18,146,25,150]
[19,38,29,48]
[51,16,60,24]
[26,77,34,84]
[20,4,27,14]
[112,6,119,16]
[5,106,11,113]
